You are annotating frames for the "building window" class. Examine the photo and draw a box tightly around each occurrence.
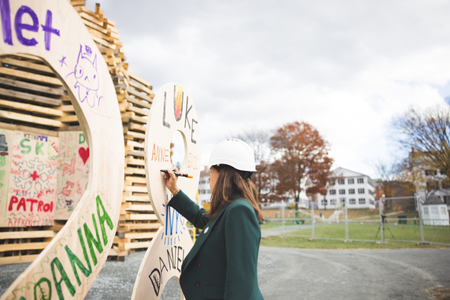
[329,189,336,195]
[349,199,356,205]
[369,200,374,205]
[444,196,450,204]
[330,199,336,205]
[431,207,439,216]
[321,200,328,205]
[359,198,366,205]
[358,188,365,194]
[349,189,355,194]
[339,189,346,195]
[357,178,364,184]
[338,179,345,185]
[441,207,447,216]
[368,179,375,187]
[329,180,335,185]
[368,190,374,195]
[425,170,437,176]
[348,179,354,184]
[340,198,345,204]
[423,207,429,216]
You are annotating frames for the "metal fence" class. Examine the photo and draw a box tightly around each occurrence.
[263,196,450,246]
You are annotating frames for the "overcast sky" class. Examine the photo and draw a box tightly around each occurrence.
[87,0,450,178]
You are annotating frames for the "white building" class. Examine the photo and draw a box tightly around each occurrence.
[421,195,449,226]
[198,166,211,208]
[317,167,376,210]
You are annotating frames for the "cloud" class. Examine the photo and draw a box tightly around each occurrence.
[89,0,450,178]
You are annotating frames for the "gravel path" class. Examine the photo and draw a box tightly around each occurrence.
[1,247,449,299]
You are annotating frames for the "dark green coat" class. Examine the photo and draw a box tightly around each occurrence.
[168,191,264,300]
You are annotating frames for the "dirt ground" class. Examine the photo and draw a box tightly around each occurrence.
[1,246,449,300]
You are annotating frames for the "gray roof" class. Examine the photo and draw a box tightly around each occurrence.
[423,195,444,205]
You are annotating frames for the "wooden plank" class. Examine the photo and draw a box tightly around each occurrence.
[60,114,79,123]
[123,194,149,202]
[0,110,62,127]
[0,242,49,252]
[58,105,75,112]
[125,168,145,175]
[129,214,158,221]
[125,130,145,140]
[125,140,145,148]
[127,70,152,88]
[127,105,149,117]
[0,57,55,75]
[129,80,154,96]
[0,99,63,117]
[125,157,145,167]
[74,6,104,22]
[114,236,131,243]
[0,87,62,106]
[126,87,153,103]
[126,223,160,230]
[124,185,147,193]
[124,232,156,239]
[125,150,145,157]
[126,205,154,212]
[0,230,56,239]
[122,241,151,250]
[129,123,146,132]
[126,96,152,110]
[130,114,147,124]
[87,27,109,41]
[58,125,83,132]
[91,35,116,49]
[0,67,63,86]
[0,121,58,137]
[107,30,120,40]
[108,248,128,257]
[0,77,66,97]
[125,176,147,184]
[79,11,104,28]
[0,254,39,265]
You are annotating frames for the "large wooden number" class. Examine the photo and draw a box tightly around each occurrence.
[131,83,201,299]
[0,0,124,299]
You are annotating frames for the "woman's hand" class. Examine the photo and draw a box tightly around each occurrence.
[164,167,179,195]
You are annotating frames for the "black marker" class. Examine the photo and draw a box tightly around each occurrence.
[160,169,193,178]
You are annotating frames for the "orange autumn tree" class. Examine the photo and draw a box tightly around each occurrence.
[270,121,333,210]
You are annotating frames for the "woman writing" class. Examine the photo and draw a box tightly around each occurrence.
[164,138,264,300]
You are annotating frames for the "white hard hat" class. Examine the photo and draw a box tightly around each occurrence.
[208,138,256,172]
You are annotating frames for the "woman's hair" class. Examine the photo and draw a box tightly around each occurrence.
[203,165,264,222]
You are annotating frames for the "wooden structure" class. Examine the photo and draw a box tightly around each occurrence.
[0,0,124,299]
[0,0,159,264]
[132,83,201,300]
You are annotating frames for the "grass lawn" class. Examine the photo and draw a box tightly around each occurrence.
[261,223,450,249]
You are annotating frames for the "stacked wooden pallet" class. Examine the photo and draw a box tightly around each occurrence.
[70,1,159,261]
[0,53,74,264]
[0,1,159,264]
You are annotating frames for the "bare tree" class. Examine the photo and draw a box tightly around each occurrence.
[395,105,450,180]
[236,127,272,203]
[236,127,271,164]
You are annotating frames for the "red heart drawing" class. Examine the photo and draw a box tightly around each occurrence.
[78,147,90,165]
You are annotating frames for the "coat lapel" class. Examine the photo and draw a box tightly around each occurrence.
[182,206,228,270]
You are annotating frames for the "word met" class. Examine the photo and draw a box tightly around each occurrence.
[0,0,61,50]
